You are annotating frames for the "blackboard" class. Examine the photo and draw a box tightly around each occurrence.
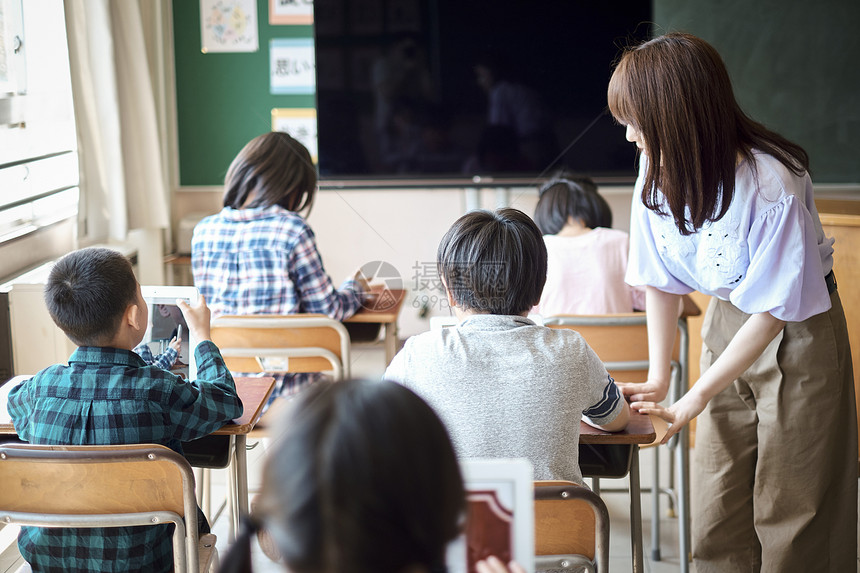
[654,0,860,184]
[173,0,315,186]
[173,1,860,186]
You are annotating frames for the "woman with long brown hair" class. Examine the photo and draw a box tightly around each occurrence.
[608,32,856,571]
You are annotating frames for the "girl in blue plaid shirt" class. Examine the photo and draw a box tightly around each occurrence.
[192,132,368,400]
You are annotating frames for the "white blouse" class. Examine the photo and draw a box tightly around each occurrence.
[626,151,833,322]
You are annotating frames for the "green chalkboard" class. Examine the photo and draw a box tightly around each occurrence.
[654,0,860,184]
[173,0,315,186]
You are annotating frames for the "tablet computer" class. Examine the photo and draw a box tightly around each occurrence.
[140,286,200,380]
[447,458,535,573]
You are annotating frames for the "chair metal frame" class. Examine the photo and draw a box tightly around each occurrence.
[0,443,215,573]
[543,313,691,571]
[534,481,610,572]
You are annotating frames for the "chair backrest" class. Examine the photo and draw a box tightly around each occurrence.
[544,312,679,445]
[534,480,609,572]
[210,314,351,380]
[0,443,200,573]
[544,313,651,382]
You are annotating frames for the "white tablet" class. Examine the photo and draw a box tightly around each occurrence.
[447,458,535,573]
[140,286,200,380]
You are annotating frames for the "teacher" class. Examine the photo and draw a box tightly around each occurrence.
[608,32,856,572]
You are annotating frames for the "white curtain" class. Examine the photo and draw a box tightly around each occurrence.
[64,0,170,245]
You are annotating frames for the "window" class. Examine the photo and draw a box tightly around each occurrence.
[0,0,78,244]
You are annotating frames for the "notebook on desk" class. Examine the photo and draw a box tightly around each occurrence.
[447,458,534,573]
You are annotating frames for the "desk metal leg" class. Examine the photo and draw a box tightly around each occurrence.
[235,434,250,518]
[227,458,237,542]
[203,467,211,522]
[226,434,250,544]
[630,445,644,573]
[676,317,692,572]
[652,445,661,561]
[383,320,398,365]
[678,426,691,573]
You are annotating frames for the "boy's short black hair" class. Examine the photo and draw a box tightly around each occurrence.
[45,247,139,346]
[437,208,547,315]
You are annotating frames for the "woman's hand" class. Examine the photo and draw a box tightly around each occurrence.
[616,378,671,403]
[631,391,708,444]
[475,556,527,573]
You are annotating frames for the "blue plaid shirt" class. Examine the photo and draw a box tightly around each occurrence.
[133,342,179,371]
[192,205,364,397]
[7,341,243,573]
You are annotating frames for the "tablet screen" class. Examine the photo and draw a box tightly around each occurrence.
[447,458,534,573]
[140,286,199,379]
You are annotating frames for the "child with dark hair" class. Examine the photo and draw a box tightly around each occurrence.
[532,177,645,316]
[7,247,243,573]
[220,379,526,573]
[384,208,629,483]
[192,132,367,400]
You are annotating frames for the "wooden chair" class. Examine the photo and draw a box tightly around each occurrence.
[0,443,217,573]
[534,480,610,572]
[544,313,690,566]
[210,314,352,384]
[205,314,352,536]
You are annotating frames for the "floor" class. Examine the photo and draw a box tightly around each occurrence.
[0,343,857,572]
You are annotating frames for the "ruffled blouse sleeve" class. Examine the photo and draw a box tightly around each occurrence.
[730,195,831,322]
[625,188,694,295]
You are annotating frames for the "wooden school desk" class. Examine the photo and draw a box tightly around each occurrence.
[0,375,275,542]
[580,411,656,573]
[343,288,406,364]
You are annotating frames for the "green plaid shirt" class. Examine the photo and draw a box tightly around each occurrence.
[7,341,243,573]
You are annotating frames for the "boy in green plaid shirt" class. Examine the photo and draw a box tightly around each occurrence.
[7,247,243,572]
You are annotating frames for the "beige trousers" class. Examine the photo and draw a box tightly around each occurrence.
[693,291,857,573]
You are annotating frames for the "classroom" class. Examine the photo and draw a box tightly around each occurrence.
[0,0,858,572]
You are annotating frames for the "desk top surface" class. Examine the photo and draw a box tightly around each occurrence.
[579,411,656,445]
[343,288,406,323]
[0,375,275,436]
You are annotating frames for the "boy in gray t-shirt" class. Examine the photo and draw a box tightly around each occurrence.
[384,208,629,483]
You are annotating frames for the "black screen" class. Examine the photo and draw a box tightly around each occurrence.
[313,0,652,185]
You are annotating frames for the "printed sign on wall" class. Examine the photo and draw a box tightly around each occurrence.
[269,0,313,25]
[272,108,318,162]
[270,38,315,94]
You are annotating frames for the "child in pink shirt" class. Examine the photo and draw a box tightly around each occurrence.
[532,177,644,316]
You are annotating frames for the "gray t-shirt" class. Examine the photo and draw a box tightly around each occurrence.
[383,314,624,483]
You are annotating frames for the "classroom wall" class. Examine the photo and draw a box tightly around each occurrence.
[170,0,859,338]
[175,184,634,338]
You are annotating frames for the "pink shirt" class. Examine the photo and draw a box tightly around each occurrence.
[533,228,645,317]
